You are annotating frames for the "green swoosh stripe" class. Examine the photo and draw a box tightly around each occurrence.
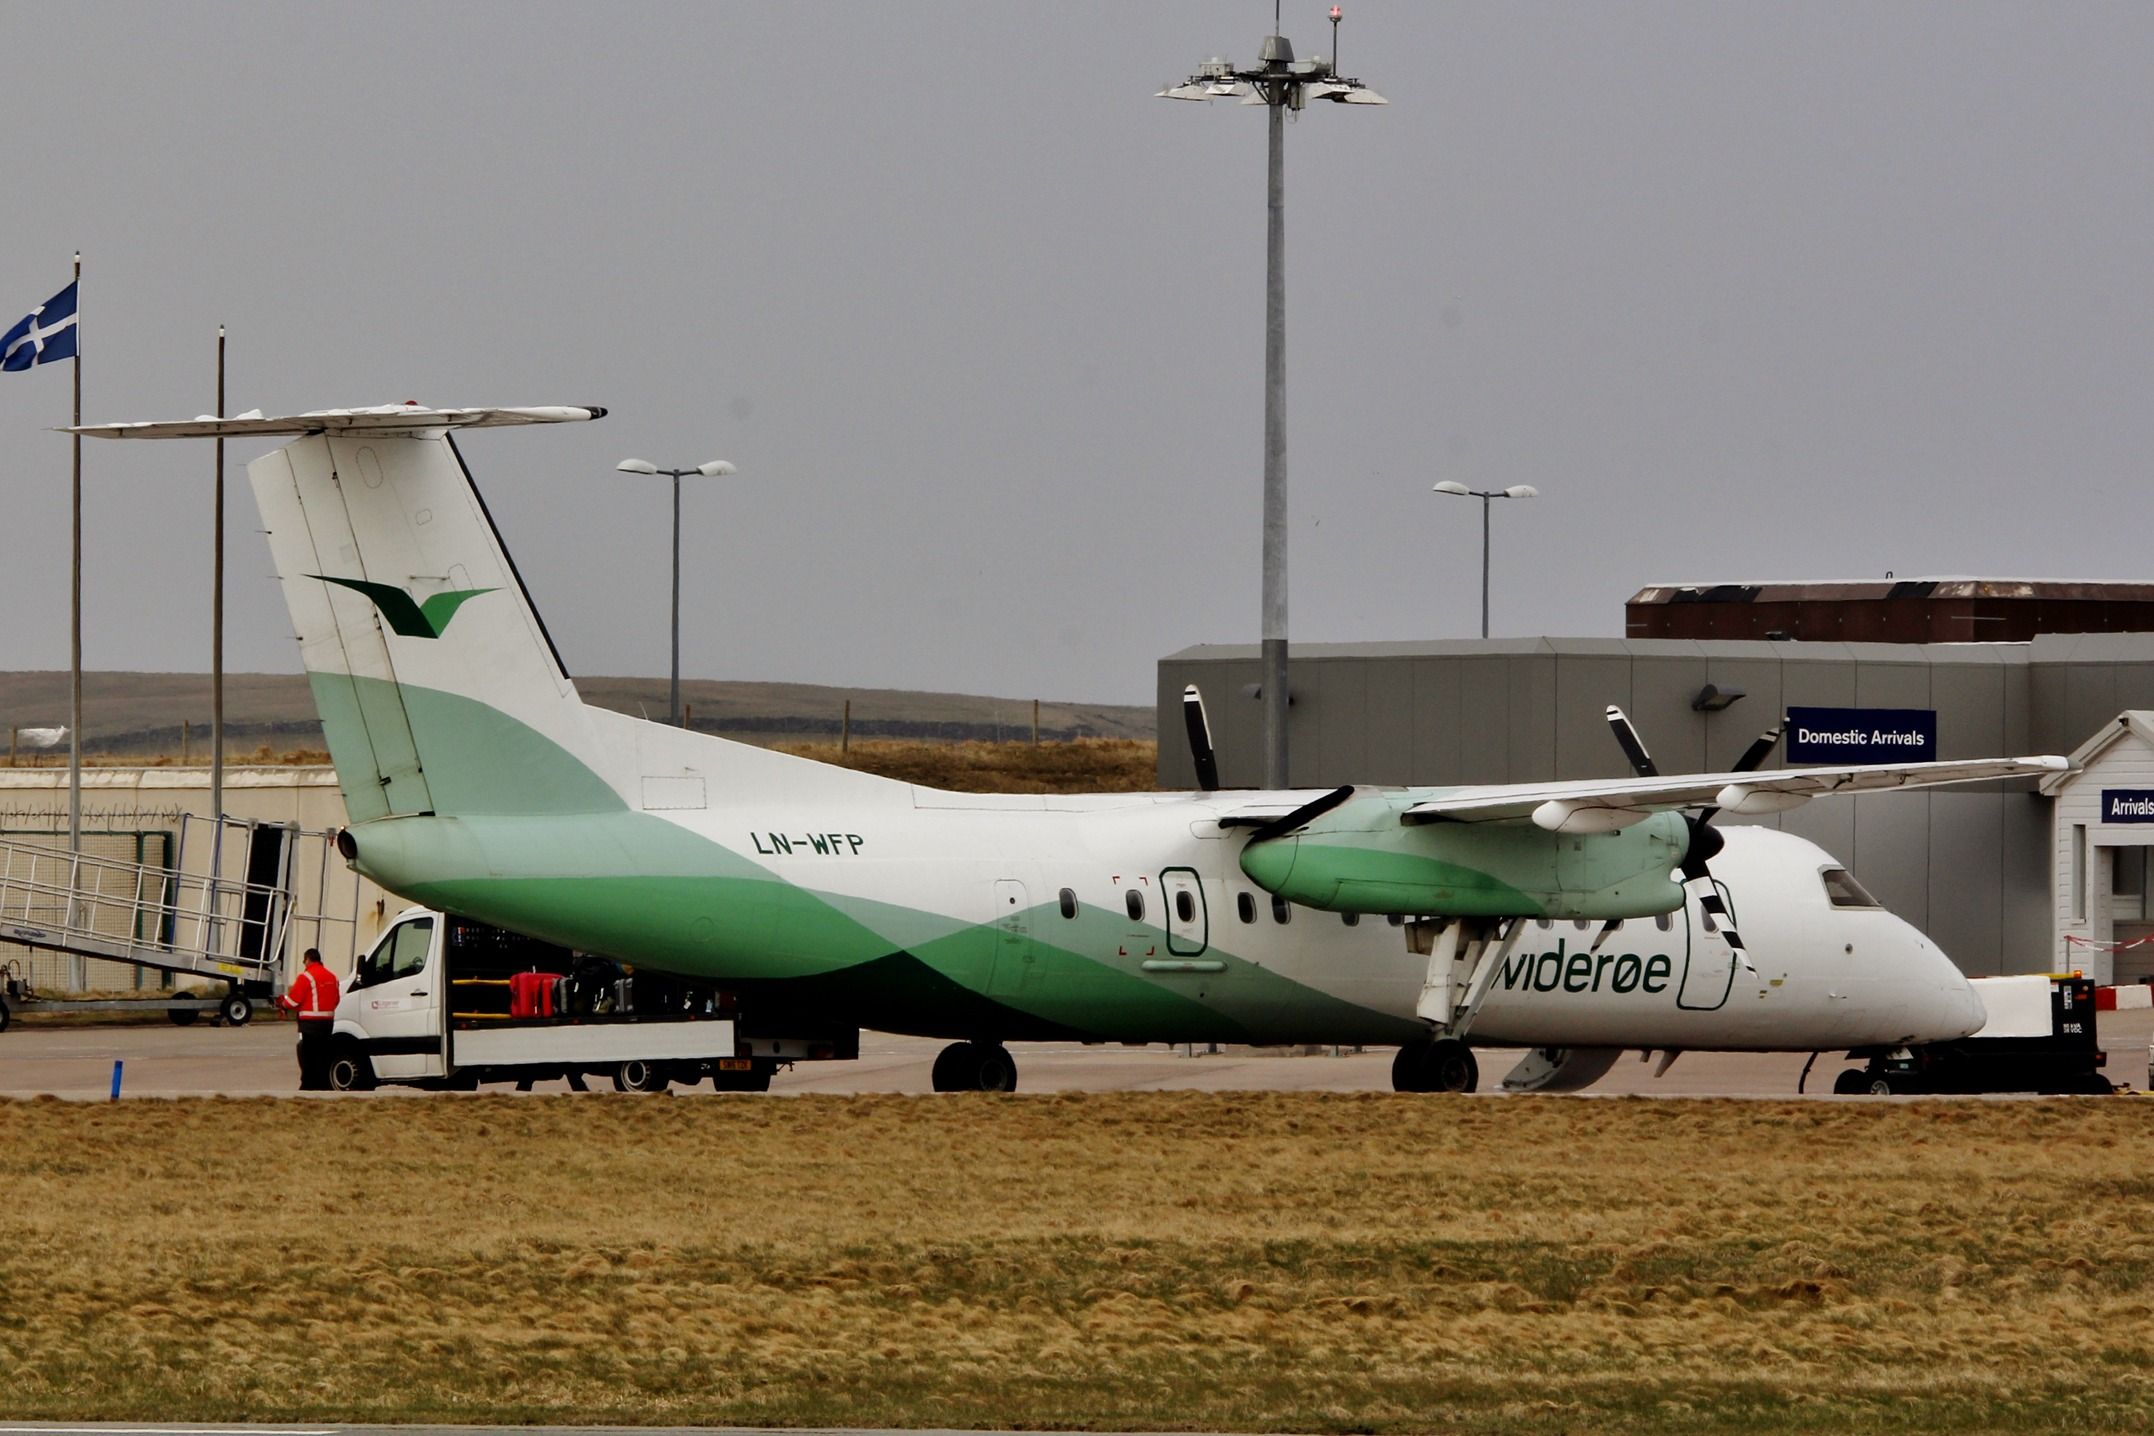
[313,575,497,638]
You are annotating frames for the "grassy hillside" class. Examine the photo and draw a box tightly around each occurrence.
[0,671,1155,759]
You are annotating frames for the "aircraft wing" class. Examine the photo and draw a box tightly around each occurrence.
[1402,755,2068,829]
[69,405,605,440]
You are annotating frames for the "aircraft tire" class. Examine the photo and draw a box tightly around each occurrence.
[1831,1068,1868,1096]
[930,1042,970,1092]
[1392,1039,1478,1094]
[933,1041,1018,1092]
[971,1043,1018,1093]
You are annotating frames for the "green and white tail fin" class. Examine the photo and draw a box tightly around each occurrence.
[75,405,898,820]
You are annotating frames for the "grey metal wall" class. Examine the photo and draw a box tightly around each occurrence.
[1158,635,2154,977]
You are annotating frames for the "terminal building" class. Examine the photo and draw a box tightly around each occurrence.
[1158,580,2154,984]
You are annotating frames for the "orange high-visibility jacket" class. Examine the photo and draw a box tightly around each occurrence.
[277,963,341,1021]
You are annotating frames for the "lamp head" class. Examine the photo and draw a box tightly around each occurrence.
[1503,484,1539,499]
[1431,481,1470,497]
[616,459,659,475]
[696,460,738,478]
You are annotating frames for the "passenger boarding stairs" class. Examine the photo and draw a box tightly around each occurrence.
[0,815,349,991]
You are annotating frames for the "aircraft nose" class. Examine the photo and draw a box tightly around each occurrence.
[1909,932,1988,1041]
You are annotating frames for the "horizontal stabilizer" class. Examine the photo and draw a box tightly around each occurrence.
[69,404,605,440]
[1403,755,2069,827]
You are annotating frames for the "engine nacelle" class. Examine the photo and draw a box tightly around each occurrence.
[1236,794,1690,919]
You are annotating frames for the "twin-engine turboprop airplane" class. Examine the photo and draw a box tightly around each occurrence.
[75,405,2062,1092]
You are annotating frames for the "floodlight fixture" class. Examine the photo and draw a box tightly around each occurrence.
[1432,483,1545,639]
[1159,8,1385,790]
[612,455,741,726]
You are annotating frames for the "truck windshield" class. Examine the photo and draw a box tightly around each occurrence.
[353,917,435,989]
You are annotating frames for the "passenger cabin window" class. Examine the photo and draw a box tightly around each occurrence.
[353,916,433,990]
[1341,912,1360,927]
[1237,892,1256,924]
[1821,868,1881,909]
[1654,913,1672,932]
[1271,895,1292,925]
[1175,890,1196,923]
[1387,913,1405,927]
[1058,888,1077,920]
[1126,889,1146,922]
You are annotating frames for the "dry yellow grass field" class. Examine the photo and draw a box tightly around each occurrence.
[2,1094,2150,1432]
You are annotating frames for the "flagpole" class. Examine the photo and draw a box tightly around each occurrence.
[68,251,81,860]
[212,326,225,821]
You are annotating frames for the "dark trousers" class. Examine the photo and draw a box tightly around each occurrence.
[296,1020,334,1090]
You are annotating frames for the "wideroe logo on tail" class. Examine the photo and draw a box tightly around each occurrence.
[313,575,498,639]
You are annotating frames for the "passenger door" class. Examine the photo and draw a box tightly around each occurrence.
[347,914,445,1079]
[1676,879,1737,1011]
[985,879,1037,999]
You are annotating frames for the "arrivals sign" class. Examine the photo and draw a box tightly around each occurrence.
[1785,706,1938,765]
[2103,790,2154,824]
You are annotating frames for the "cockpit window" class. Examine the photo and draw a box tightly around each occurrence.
[1821,868,1880,909]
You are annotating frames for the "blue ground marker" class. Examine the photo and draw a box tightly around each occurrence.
[110,1059,123,1101]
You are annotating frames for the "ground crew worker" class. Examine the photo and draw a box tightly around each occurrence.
[276,947,341,1090]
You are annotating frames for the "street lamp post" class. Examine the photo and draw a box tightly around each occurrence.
[1161,8,1384,790]
[1432,481,1538,639]
[616,457,737,726]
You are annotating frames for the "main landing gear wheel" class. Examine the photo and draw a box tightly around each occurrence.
[1831,1068,1868,1096]
[1392,1038,1478,1094]
[931,1041,1018,1092]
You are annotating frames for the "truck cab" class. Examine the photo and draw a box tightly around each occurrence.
[325,907,756,1092]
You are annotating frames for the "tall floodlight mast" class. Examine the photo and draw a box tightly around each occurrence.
[1160,5,1384,789]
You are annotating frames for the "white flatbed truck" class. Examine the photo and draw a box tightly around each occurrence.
[324,907,771,1093]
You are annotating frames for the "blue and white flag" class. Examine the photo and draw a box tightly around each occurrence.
[1,281,78,372]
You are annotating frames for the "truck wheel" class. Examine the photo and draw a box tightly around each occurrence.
[1831,1068,1866,1095]
[219,992,252,1027]
[327,1045,376,1092]
[1866,1074,1898,1096]
[613,1059,670,1093]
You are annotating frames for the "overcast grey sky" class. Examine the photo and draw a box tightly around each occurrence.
[2,2,2150,705]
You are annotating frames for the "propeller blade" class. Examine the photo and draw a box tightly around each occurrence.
[1243,785,1356,844]
[1181,685,1220,792]
[1605,705,1658,778]
[1690,877,1755,972]
[1691,723,1784,826]
[1588,918,1622,954]
[1730,723,1784,773]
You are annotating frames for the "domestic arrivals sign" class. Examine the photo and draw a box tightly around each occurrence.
[2103,790,2154,824]
[1785,706,1938,765]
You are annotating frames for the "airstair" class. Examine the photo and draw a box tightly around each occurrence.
[0,815,361,1018]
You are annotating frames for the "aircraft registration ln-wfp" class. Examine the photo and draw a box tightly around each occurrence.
[77,405,2058,1093]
